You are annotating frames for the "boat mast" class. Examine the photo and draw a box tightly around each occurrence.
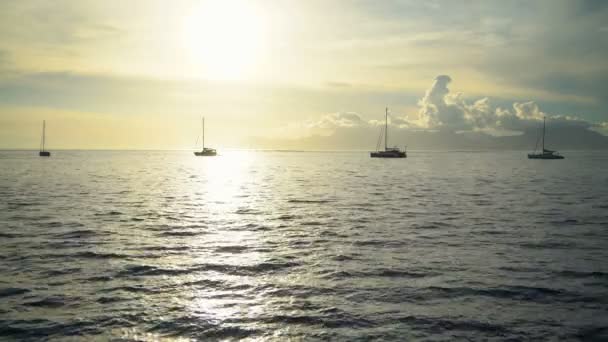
[42,120,46,152]
[542,116,545,151]
[385,107,388,151]
[202,117,205,150]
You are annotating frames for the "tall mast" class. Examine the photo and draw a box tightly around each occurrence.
[385,107,388,151]
[202,117,205,150]
[542,116,545,151]
[42,120,46,152]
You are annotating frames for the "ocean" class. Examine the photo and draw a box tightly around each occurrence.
[1,150,607,341]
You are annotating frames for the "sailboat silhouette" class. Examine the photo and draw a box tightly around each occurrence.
[39,120,51,157]
[194,117,217,156]
[528,117,564,159]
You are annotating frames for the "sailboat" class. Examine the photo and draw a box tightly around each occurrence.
[528,116,564,159]
[194,117,217,156]
[39,120,51,157]
[370,108,406,158]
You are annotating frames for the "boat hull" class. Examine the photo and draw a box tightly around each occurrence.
[39,151,51,157]
[194,151,217,156]
[370,151,406,158]
[527,153,564,159]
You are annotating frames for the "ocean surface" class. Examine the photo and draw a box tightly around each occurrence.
[1,150,607,341]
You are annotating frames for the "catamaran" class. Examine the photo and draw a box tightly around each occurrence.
[39,120,51,157]
[194,117,217,156]
[370,108,406,158]
[528,116,564,160]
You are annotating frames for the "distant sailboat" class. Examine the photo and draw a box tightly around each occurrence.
[39,120,51,157]
[194,117,217,156]
[528,116,564,160]
[370,107,406,158]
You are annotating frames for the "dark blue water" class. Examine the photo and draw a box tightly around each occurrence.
[1,150,607,340]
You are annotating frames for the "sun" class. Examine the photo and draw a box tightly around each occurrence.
[182,0,268,80]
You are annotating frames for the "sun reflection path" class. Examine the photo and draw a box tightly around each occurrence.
[179,151,275,327]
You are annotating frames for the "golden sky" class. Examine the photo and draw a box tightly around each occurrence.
[0,0,607,149]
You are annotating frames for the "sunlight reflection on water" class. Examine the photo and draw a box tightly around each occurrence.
[0,150,607,340]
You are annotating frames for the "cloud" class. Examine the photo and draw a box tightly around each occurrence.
[414,75,467,130]
[0,1,122,46]
[401,75,607,135]
[309,75,607,138]
[594,122,608,135]
[306,112,364,135]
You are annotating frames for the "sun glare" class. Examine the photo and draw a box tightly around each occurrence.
[183,0,268,80]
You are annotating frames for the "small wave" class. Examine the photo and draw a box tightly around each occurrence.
[319,230,348,238]
[353,240,407,248]
[94,211,123,216]
[230,223,270,232]
[332,254,355,261]
[25,296,75,308]
[140,245,190,252]
[116,265,191,277]
[478,229,507,235]
[498,266,538,273]
[574,326,608,340]
[373,269,435,278]
[231,261,301,275]
[235,208,262,215]
[0,288,30,298]
[519,241,573,249]
[302,221,323,226]
[460,192,483,197]
[157,230,206,237]
[44,241,94,250]
[262,315,326,326]
[99,285,158,294]
[96,296,129,304]
[350,284,598,305]
[288,199,332,204]
[214,245,249,253]
[54,230,103,239]
[0,318,98,339]
[276,214,300,221]
[0,233,20,238]
[261,313,374,328]
[204,261,301,276]
[397,315,511,335]
[319,270,355,279]
[38,251,124,260]
[473,199,492,206]
[256,284,334,298]
[320,269,433,279]
[86,275,113,282]
[73,251,127,259]
[7,201,42,208]
[550,218,581,226]
[181,278,225,288]
[151,316,260,340]
[116,261,299,278]
[555,270,608,279]
[44,268,81,276]
[424,285,597,304]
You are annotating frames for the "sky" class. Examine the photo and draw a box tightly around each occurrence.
[0,0,607,149]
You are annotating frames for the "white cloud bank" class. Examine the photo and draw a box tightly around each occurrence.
[310,75,607,136]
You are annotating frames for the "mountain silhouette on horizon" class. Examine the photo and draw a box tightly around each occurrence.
[248,125,608,151]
